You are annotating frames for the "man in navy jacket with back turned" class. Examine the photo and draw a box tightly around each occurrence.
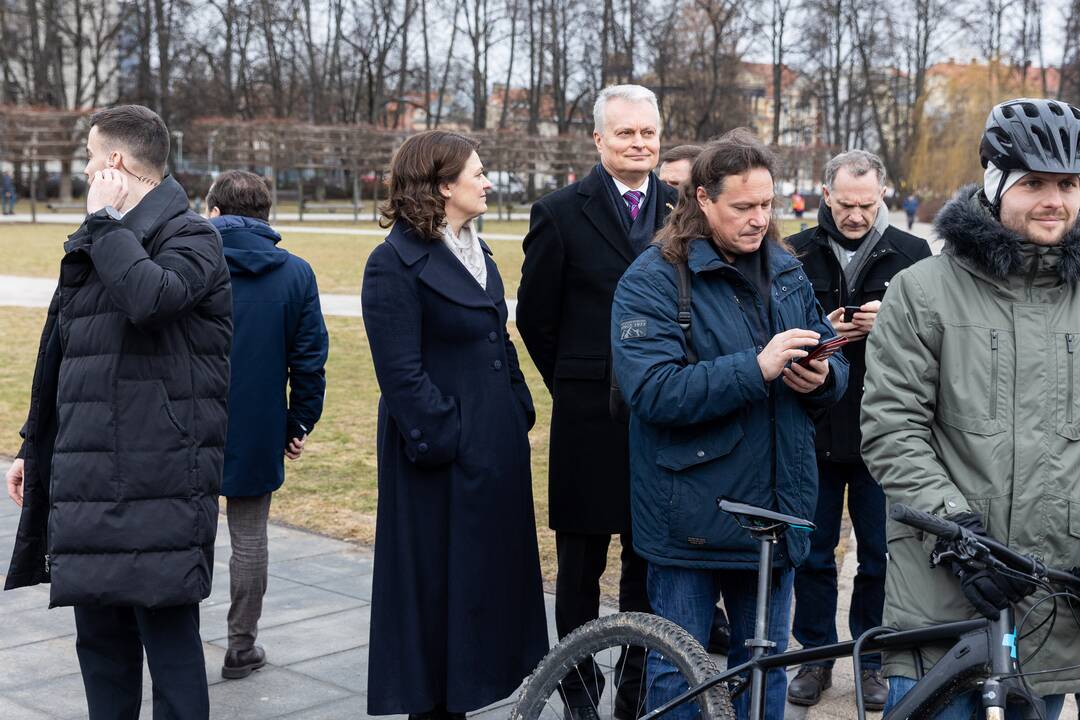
[207,170,329,680]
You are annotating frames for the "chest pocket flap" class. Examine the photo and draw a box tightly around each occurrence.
[656,421,745,471]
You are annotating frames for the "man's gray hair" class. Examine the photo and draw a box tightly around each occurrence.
[823,150,887,190]
[593,84,660,135]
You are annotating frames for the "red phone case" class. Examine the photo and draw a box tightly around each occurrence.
[796,336,849,367]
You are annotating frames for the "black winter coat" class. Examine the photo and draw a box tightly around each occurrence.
[517,166,677,533]
[362,223,548,714]
[213,215,328,498]
[787,220,931,462]
[5,176,232,607]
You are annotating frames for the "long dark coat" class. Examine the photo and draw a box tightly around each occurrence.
[786,219,931,462]
[517,166,677,533]
[361,223,548,715]
[6,176,232,607]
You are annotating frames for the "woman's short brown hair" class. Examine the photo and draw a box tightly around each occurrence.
[380,130,479,240]
[656,129,781,263]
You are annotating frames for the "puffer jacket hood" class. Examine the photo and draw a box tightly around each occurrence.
[935,184,1080,284]
[213,215,288,276]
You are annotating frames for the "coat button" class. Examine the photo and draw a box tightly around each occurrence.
[947,500,957,508]
[418,442,429,454]
[488,331,498,342]
[781,286,787,291]
[696,450,705,458]
[825,451,831,457]
[410,429,422,440]
[492,360,503,370]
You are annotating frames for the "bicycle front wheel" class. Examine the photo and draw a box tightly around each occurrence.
[510,612,735,719]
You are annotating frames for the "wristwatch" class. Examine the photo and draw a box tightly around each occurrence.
[90,205,123,222]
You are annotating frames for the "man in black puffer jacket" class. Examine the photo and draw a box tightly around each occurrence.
[4,105,231,719]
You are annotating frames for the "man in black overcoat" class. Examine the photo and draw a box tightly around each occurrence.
[784,150,931,710]
[4,105,231,718]
[517,84,677,719]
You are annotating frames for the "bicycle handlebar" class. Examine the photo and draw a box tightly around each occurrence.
[889,504,962,542]
[890,504,1080,590]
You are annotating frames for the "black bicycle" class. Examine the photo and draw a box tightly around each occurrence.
[510,500,1080,720]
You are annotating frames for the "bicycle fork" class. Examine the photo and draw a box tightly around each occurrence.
[980,607,1047,720]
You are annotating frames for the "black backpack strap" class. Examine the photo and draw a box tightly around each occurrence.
[674,261,697,364]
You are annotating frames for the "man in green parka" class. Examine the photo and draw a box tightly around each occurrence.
[862,97,1080,718]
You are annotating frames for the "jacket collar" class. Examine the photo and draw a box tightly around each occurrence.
[119,175,192,243]
[385,221,500,309]
[578,165,672,264]
[688,237,802,278]
[935,184,1080,285]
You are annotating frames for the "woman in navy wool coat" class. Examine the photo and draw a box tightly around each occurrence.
[362,131,549,719]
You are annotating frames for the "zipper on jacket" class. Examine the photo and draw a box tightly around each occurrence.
[44,553,50,575]
[1068,334,1075,424]
[990,331,999,420]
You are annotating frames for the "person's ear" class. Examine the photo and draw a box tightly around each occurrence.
[439,182,452,200]
[208,206,221,218]
[822,185,831,206]
[695,186,709,212]
[106,151,120,170]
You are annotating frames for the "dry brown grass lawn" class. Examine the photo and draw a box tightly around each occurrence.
[0,214,816,594]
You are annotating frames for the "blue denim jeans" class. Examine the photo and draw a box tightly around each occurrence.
[645,563,794,720]
[793,460,886,669]
[886,676,1064,719]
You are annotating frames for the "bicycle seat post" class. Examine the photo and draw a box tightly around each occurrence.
[747,529,780,720]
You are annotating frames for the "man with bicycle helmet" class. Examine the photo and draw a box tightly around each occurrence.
[862,97,1080,718]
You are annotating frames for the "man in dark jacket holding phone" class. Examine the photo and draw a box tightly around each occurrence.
[5,104,232,718]
[784,150,931,710]
[207,170,328,680]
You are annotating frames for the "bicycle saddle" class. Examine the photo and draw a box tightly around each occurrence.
[717,499,815,532]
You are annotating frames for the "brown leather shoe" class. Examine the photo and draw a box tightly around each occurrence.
[860,668,888,711]
[786,664,832,706]
[221,645,267,679]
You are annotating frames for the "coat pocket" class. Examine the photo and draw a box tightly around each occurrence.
[554,355,607,381]
[936,327,1006,436]
[657,421,745,549]
[114,379,194,499]
[1055,332,1080,440]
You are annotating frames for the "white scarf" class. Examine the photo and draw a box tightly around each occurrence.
[442,221,487,289]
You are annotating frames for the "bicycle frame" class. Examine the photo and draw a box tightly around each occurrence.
[640,528,1048,720]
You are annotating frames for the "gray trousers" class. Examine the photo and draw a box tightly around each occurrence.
[226,493,273,652]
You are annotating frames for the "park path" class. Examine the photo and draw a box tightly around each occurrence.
[0,211,936,320]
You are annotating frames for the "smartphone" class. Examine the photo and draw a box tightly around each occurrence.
[796,335,849,367]
[843,305,862,323]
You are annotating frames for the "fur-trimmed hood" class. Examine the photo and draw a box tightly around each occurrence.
[934,184,1080,284]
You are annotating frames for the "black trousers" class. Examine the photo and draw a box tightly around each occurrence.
[74,603,209,720]
[555,530,651,714]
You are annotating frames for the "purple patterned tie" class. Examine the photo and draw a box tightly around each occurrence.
[623,190,644,221]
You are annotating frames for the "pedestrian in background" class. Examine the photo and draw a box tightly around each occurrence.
[362,130,548,719]
[1,170,15,214]
[207,170,329,681]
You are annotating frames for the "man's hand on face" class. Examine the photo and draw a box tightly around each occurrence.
[6,459,24,508]
[86,169,129,215]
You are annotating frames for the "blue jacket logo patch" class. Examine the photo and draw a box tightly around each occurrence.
[620,318,647,340]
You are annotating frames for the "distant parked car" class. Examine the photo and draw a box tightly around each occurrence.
[486,171,525,203]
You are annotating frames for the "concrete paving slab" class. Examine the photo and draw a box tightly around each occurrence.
[203,666,353,719]
[0,696,55,719]
[7,671,87,719]
[201,582,367,641]
[274,694,406,719]
[267,550,374,601]
[0,604,76,650]
[209,606,371,666]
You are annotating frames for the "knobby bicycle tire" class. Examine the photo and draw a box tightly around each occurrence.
[510,612,736,719]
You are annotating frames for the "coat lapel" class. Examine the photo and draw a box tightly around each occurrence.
[387,223,495,310]
[580,167,637,265]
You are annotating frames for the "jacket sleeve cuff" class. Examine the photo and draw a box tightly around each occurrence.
[732,350,768,403]
[401,406,461,468]
[15,440,26,460]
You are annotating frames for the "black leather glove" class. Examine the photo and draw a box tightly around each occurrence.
[940,512,1035,619]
